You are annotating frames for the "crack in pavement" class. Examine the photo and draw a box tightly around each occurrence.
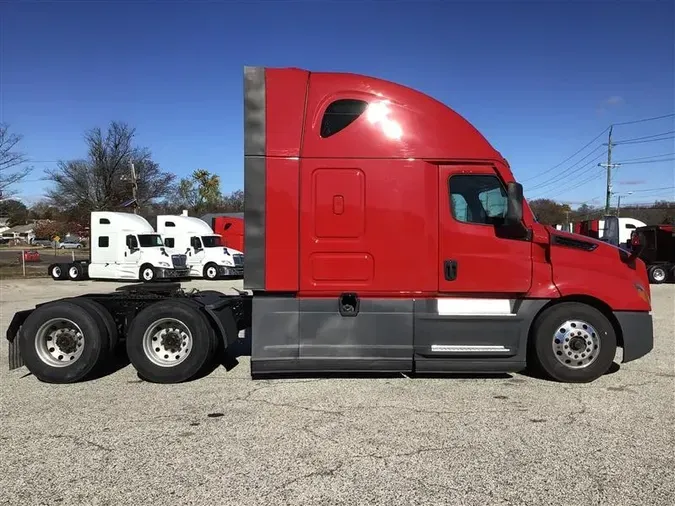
[4,433,113,452]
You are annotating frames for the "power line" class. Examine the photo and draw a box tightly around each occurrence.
[520,127,609,183]
[613,135,675,146]
[529,166,605,199]
[526,150,606,192]
[613,152,675,163]
[555,169,606,195]
[621,186,675,193]
[614,158,675,165]
[612,113,675,126]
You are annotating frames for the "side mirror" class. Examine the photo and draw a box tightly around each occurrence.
[505,182,524,224]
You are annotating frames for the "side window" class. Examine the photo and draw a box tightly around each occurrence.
[190,236,202,249]
[165,221,175,227]
[98,236,109,247]
[164,238,175,248]
[449,174,508,225]
[625,223,636,229]
[126,235,138,249]
[320,99,368,138]
[99,218,110,224]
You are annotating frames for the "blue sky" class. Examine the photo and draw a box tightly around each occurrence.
[2,0,674,209]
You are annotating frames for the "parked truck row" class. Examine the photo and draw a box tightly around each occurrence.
[568,215,674,284]
[48,211,244,282]
[7,65,654,387]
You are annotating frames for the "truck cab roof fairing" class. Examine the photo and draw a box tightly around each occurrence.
[302,70,504,161]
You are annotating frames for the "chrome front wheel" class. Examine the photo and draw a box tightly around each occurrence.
[552,319,600,369]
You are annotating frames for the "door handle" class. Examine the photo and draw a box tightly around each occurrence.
[444,260,458,281]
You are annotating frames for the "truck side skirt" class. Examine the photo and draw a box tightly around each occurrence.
[250,296,550,376]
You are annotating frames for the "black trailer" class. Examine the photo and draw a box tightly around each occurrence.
[630,225,675,284]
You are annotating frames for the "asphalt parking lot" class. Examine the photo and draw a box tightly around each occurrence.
[0,278,673,506]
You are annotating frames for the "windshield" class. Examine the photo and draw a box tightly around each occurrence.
[137,234,164,247]
[201,235,223,248]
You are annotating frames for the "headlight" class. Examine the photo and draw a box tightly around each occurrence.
[158,262,170,268]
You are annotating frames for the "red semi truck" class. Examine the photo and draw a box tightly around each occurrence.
[6,66,654,385]
[211,214,245,253]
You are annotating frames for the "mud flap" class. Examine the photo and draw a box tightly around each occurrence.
[9,337,24,370]
[6,309,33,370]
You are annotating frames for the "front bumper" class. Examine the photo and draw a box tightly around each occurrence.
[614,311,654,362]
[217,265,244,277]
[156,267,191,279]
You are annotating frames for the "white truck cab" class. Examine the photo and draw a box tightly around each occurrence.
[88,212,190,281]
[600,217,647,248]
[157,212,244,280]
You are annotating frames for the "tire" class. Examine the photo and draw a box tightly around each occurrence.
[203,263,219,280]
[139,264,156,282]
[49,263,66,281]
[76,245,82,249]
[173,298,220,371]
[18,300,108,383]
[528,302,617,383]
[66,297,119,353]
[126,300,215,383]
[648,265,667,284]
[67,263,82,281]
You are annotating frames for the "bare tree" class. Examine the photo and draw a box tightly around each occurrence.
[0,123,32,198]
[44,121,175,213]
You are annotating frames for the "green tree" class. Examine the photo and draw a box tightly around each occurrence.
[175,169,222,214]
[0,199,29,226]
[529,199,571,225]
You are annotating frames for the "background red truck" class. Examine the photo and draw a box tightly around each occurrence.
[6,65,654,386]
[210,214,245,253]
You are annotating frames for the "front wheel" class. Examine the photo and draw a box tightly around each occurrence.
[528,302,617,383]
[648,265,667,284]
[203,263,219,280]
[140,265,156,282]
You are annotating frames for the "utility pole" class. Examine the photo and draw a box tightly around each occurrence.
[130,162,138,215]
[598,126,620,215]
[616,192,633,217]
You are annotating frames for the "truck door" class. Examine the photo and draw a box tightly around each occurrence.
[123,234,142,267]
[188,236,206,266]
[438,165,532,294]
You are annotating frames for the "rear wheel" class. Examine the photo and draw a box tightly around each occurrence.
[18,301,108,383]
[203,263,219,280]
[648,265,667,284]
[528,302,616,383]
[67,263,82,281]
[66,297,119,353]
[126,300,215,383]
[49,263,66,280]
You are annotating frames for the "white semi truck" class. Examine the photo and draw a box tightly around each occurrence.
[157,212,244,280]
[48,211,190,282]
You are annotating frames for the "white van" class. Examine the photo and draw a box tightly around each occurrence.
[157,212,244,280]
